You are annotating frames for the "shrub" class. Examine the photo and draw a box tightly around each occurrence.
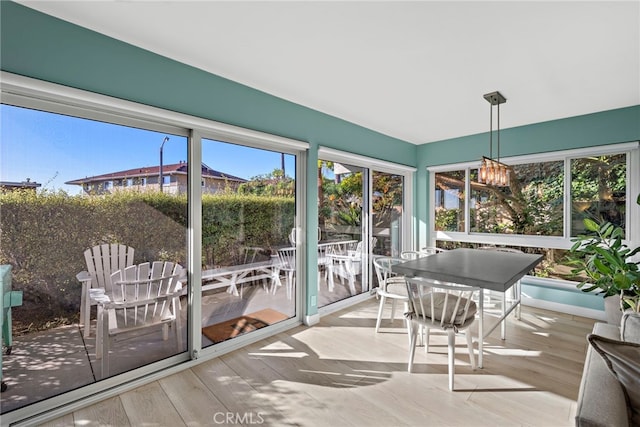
[0,189,294,332]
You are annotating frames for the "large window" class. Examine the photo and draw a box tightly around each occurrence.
[430,144,639,282]
[0,104,189,411]
[470,160,564,236]
[435,170,465,232]
[571,154,626,236]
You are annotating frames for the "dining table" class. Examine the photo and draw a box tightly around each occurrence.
[392,248,543,368]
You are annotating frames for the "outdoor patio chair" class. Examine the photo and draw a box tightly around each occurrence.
[372,256,409,334]
[405,277,479,391]
[274,247,296,300]
[98,261,184,377]
[77,244,135,339]
[326,237,376,295]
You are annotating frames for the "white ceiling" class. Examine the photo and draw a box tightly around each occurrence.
[18,1,640,145]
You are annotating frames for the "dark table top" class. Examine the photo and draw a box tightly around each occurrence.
[392,248,543,292]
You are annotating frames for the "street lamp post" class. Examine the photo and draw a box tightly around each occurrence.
[159,136,169,193]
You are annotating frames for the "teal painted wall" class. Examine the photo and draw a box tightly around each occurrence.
[0,2,417,316]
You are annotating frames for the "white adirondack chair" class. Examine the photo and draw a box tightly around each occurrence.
[97,261,184,377]
[77,244,135,338]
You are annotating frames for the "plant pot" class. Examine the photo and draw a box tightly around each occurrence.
[604,294,623,325]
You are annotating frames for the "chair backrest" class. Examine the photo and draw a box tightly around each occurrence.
[277,247,296,271]
[405,277,479,330]
[421,247,447,254]
[84,244,135,292]
[400,250,430,260]
[373,256,404,287]
[108,261,183,328]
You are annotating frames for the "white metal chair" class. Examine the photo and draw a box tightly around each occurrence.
[405,277,479,391]
[479,246,524,324]
[77,244,135,338]
[98,261,184,377]
[275,247,296,300]
[372,256,408,333]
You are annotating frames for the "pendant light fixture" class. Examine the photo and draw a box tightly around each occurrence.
[479,91,510,187]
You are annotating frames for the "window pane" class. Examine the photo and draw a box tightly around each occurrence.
[200,139,296,348]
[318,160,367,307]
[571,154,626,236]
[470,161,564,236]
[0,104,188,411]
[372,171,404,257]
[434,170,465,232]
[434,241,573,280]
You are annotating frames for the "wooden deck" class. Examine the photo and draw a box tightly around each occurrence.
[40,298,596,427]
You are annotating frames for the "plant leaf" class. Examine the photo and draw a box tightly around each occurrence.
[584,218,599,232]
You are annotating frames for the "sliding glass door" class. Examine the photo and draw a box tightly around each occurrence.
[200,138,297,348]
[317,155,410,308]
[372,171,404,257]
[317,160,366,307]
[0,103,190,412]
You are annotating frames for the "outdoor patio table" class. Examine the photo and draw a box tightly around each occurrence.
[202,260,277,298]
[392,248,542,368]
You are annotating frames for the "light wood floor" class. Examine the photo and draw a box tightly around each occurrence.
[40,298,596,427]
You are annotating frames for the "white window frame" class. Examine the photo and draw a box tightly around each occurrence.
[428,142,640,251]
[318,146,416,252]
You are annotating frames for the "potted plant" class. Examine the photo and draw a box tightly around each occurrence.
[569,195,640,323]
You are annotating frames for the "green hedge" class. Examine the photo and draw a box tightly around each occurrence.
[0,190,294,328]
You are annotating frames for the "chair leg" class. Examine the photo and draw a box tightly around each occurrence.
[174,299,183,352]
[447,330,456,391]
[466,330,476,370]
[327,265,335,292]
[162,324,169,341]
[375,295,386,332]
[95,305,104,359]
[424,326,430,353]
[347,274,356,295]
[286,271,294,300]
[101,316,109,378]
[80,282,87,326]
[390,299,397,324]
[83,291,92,339]
[407,321,418,373]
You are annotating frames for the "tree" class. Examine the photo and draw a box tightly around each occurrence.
[238,169,294,197]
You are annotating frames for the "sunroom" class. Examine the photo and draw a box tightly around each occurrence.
[1,2,639,426]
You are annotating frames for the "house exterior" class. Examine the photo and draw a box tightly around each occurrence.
[0,179,41,192]
[65,162,246,195]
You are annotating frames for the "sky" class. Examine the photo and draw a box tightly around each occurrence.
[1,104,296,194]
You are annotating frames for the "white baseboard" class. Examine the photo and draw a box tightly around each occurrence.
[304,313,320,326]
